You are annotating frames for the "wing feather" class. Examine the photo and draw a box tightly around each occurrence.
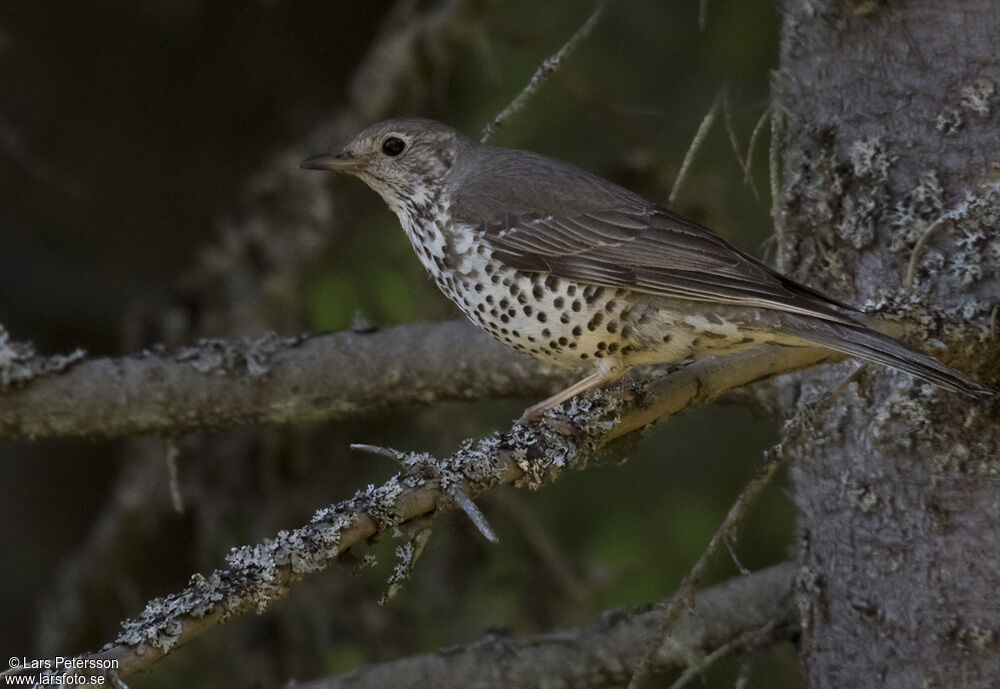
[480,206,859,324]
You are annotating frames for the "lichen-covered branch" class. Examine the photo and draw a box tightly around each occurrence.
[4,310,990,444]
[54,341,833,683]
[292,563,796,689]
[0,321,570,441]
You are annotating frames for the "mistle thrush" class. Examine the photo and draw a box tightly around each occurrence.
[302,118,993,419]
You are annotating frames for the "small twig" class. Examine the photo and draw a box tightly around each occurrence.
[481,1,606,142]
[352,443,498,543]
[380,528,433,604]
[669,90,723,205]
[164,438,184,514]
[904,213,950,290]
[627,448,787,689]
[450,486,499,543]
[768,109,785,267]
[734,658,753,689]
[350,443,407,463]
[743,104,771,196]
[720,92,747,171]
[724,537,750,577]
[666,622,774,689]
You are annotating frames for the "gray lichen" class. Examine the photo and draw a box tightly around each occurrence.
[0,324,86,389]
[114,501,358,651]
[175,332,304,377]
[960,77,996,117]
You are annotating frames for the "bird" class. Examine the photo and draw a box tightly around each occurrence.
[301,117,994,420]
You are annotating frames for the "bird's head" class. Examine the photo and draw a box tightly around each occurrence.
[301,117,470,215]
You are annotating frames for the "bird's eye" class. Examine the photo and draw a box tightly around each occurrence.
[382,137,406,157]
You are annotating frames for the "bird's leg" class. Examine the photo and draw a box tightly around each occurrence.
[519,358,625,422]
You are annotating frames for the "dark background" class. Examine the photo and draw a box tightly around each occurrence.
[0,2,800,686]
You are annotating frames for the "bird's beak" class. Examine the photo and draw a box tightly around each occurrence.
[300,151,359,172]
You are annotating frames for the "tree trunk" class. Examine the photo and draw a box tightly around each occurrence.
[776,2,1000,687]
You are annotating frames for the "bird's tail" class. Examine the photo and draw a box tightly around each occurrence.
[781,316,995,400]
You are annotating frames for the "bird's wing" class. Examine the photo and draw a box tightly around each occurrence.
[478,205,860,324]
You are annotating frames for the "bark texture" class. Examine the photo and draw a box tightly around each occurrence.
[776,2,1000,687]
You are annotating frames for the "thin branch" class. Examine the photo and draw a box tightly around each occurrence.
[669,91,722,205]
[480,2,606,142]
[0,321,572,441]
[665,622,776,689]
[54,343,832,684]
[3,314,986,444]
[768,109,786,268]
[293,564,796,689]
[904,212,950,290]
[743,104,771,196]
[627,446,789,689]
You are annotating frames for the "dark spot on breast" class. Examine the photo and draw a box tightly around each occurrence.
[597,342,607,350]
[541,328,551,338]
[662,334,672,343]
[553,297,564,308]
[485,295,494,305]
[703,331,727,340]
[537,312,547,323]
[608,343,619,353]
[508,308,516,317]
[571,300,582,312]
[532,285,544,299]
[491,275,500,284]
[560,313,571,324]
[544,276,558,289]
[621,345,635,355]
[594,350,605,358]
[621,326,633,339]
[523,304,534,316]
[558,337,568,346]
[500,314,509,324]
[477,304,486,312]
[572,325,582,337]
[580,353,589,359]
[587,313,604,330]
[499,298,509,309]
[567,285,577,296]
[605,300,616,312]
[512,330,520,338]
[606,321,618,334]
